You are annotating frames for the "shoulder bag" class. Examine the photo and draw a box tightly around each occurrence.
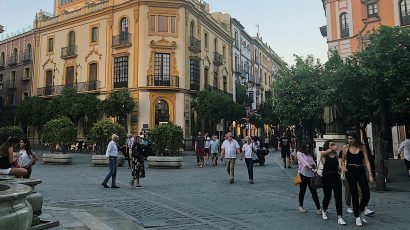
[293,172,302,185]
[310,157,323,189]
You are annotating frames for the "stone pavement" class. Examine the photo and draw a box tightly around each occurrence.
[29,149,410,230]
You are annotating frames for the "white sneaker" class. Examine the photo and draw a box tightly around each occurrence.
[298,206,306,213]
[360,215,368,224]
[347,207,353,214]
[322,210,328,220]
[338,217,347,225]
[355,217,363,227]
[316,209,322,215]
[363,208,375,216]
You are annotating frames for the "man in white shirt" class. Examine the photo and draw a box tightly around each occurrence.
[398,132,410,177]
[220,132,242,184]
[102,134,120,188]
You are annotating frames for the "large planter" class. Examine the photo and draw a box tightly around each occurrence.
[42,153,73,164]
[147,156,183,168]
[0,183,33,230]
[91,154,125,167]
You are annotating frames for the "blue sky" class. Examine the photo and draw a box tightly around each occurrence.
[0,0,328,65]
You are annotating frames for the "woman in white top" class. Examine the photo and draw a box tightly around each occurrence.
[204,134,211,164]
[242,136,255,184]
[17,138,38,178]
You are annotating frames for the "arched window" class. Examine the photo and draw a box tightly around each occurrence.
[400,0,410,26]
[27,44,32,56]
[340,13,349,38]
[155,100,169,126]
[68,31,75,46]
[120,17,128,38]
[91,27,98,43]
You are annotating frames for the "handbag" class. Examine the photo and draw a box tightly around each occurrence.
[310,158,323,189]
[293,173,302,185]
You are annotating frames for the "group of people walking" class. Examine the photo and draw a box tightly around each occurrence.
[297,132,374,226]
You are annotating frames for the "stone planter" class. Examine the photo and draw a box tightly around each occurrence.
[91,154,125,167]
[147,156,183,168]
[42,153,73,164]
[0,183,33,230]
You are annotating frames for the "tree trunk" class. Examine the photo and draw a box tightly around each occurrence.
[361,124,376,176]
[372,122,387,191]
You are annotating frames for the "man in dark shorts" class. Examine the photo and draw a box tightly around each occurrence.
[280,132,292,168]
[195,132,205,167]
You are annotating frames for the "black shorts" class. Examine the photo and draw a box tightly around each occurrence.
[405,159,410,170]
[281,151,290,158]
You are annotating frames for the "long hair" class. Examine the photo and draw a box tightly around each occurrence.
[299,141,311,155]
[346,131,362,148]
[20,138,33,155]
[0,137,19,157]
[322,139,335,152]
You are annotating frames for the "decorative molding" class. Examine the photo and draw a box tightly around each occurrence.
[85,45,103,62]
[133,6,139,23]
[42,55,56,70]
[149,39,177,49]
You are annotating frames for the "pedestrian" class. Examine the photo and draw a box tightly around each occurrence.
[195,132,205,167]
[220,132,241,184]
[280,132,292,168]
[204,132,210,165]
[341,132,373,226]
[320,140,346,225]
[0,137,27,177]
[131,136,145,188]
[209,135,220,166]
[242,136,255,184]
[398,131,410,177]
[297,141,322,214]
[102,134,120,189]
[16,138,38,179]
[126,134,134,169]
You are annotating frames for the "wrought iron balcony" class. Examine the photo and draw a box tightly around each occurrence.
[147,75,179,88]
[8,56,17,66]
[22,50,32,63]
[190,83,200,91]
[401,15,410,26]
[213,52,223,66]
[37,80,101,96]
[76,80,101,92]
[112,32,132,48]
[189,36,201,53]
[61,45,77,59]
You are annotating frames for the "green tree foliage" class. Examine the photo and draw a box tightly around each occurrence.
[88,120,126,154]
[149,123,184,156]
[43,116,77,153]
[235,83,251,106]
[0,126,24,143]
[103,89,134,126]
[272,55,323,145]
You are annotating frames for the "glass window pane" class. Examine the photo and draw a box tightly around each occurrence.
[171,16,176,33]
[150,16,156,32]
[158,16,169,33]
[91,27,98,42]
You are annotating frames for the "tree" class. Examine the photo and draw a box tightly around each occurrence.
[88,120,127,154]
[272,55,323,148]
[149,123,184,156]
[235,83,251,106]
[103,90,134,126]
[0,126,24,143]
[42,116,77,153]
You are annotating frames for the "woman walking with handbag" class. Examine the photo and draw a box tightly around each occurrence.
[341,132,373,227]
[242,136,255,184]
[297,142,321,214]
[320,140,346,225]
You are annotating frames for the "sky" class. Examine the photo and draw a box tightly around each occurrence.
[0,0,329,65]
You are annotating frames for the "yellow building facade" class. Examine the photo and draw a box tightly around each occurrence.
[34,0,232,143]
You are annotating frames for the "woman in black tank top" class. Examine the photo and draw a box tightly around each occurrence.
[319,139,346,225]
[341,132,373,226]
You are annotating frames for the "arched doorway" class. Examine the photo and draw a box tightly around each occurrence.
[155,99,169,126]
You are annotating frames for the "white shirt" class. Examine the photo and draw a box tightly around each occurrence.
[205,137,210,148]
[221,139,240,158]
[105,141,118,157]
[17,150,32,167]
[398,139,410,161]
[126,137,134,148]
[242,143,255,159]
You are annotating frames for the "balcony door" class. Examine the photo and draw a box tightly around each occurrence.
[66,66,74,87]
[45,70,53,95]
[154,53,170,86]
[155,100,169,126]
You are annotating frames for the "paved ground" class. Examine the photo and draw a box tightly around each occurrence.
[30,149,410,230]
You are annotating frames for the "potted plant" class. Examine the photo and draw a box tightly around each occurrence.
[147,123,184,168]
[87,120,126,166]
[42,116,76,164]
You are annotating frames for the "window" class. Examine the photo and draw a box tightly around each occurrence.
[213,72,218,88]
[214,38,218,52]
[235,54,239,71]
[89,63,98,90]
[91,27,98,43]
[204,67,209,86]
[190,59,200,90]
[149,15,177,35]
[367,3,378,18]
[340,13,349,38]
[60,0,72,5]
[190,21,195,37]
[234,30,239,48]
[222,45,226,60]
[68,31,75,46]
[0,74,3,90]
[114,56,128,88]
[48,38,54,52]
[65,66,74,86]
[8,94,14,105]
[154,53,170,85]
[401,0,410,26]
[204,32,209,49]
[249,91,254,103]
[22,92,30,100]
[223,76,227,92]
[120,17,128,34]
[12,48,18,61]
[24,68,30,80]
[0,52,4,66]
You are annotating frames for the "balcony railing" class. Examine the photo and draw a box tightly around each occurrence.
[190,83,200,91]
[112,32,132,48]
[147,75,179,88]
[61,45,77,59]
[7,81,16,89]
[8,56,17,66]
[37,80,101,96]
[401,15,410,26]
[205,84,233,98]
[213,52,223,66]
[189,36,201,53]
[22,50,32,63]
